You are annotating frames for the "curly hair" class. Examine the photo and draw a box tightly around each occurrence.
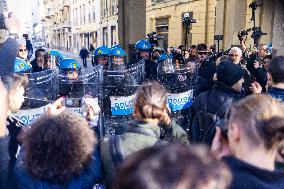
[134,81,171,125]
[21,110,96,183]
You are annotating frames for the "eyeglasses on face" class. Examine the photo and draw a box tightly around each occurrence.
[19,49,27,52]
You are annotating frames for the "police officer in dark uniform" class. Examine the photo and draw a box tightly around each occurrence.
[101,46,137,135]
[129,39,157,81]
[58,58,83,98]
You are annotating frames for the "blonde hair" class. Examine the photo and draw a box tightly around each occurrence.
[229,94,284,150]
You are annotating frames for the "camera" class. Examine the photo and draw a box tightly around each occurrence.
[147,32,163,48]
[214,35,223,41]
[249,2,258,10]
[215,119,229,139]
[251,27,267,41]
[237,29,251,41]
[63,98,82,107]
[182,13,196,27]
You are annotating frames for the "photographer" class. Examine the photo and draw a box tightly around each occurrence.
[211,95,284,189]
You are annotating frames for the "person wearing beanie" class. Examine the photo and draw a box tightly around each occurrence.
[190,61,244,141]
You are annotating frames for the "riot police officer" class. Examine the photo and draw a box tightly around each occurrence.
[94,45,110,69]
[58,58,83,98]
[108,46,127,71]
[14,57,32,73]
[101,46,137,135]
[129,39,158,81]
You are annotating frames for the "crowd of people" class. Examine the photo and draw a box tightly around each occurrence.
[1,9,284,189]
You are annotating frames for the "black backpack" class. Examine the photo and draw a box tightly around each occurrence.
[190,91,233,145]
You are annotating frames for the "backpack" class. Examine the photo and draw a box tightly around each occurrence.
[190,91,233,145]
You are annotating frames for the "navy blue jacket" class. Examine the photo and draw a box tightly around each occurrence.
[15,146,103,189]
[223,156,284,189]
[268,87,284,102]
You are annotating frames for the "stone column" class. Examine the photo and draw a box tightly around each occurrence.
[272,0,284,55]
[118,0,146,55]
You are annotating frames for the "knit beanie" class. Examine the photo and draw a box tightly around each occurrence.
[217,61,244,87]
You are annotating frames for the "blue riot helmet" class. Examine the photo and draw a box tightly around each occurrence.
[94,45,110,68]
[135,39,152,60]
[157,53,170,64]
[14,57,32,73]
[158,54,174,73]
[109,46,127,70]
[58,58,81,80]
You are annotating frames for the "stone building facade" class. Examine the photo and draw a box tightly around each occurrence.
[146,0,217,50]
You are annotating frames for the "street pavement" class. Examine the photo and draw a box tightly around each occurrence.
[44,48,95,70]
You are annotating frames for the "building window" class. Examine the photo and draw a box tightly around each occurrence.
[83,4,85,24]
[103,27,108,46]
[92,5,96,21]
[156,18,169,50]
[80,6,82,24]
[88,1,91,23]
[111,26,116,46]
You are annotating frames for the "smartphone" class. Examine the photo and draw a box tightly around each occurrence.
[63,98,82,107]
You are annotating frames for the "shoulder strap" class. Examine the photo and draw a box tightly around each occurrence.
[215,96,233,118]
[110,135,123,167]
[127,127,158,138]
[204,91,210,112]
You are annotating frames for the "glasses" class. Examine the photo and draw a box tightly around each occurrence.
[198,52,207,55]
[19,49,27,52]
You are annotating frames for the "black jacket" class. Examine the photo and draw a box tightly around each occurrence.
[197,59,216,95]
[268,87,284,102]
[223,156,284,189]
[190,82,242,120]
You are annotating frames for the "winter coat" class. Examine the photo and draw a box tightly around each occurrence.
[15,146,103,189]
[100,119,189,186]
[223,156,284,189]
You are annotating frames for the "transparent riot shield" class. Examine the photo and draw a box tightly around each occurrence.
[58,68,102,137]
[158,61,198,132]
[13,68,58,124]
[99,61,145,137]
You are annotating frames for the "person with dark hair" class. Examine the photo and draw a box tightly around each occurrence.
[113,144,232,189]
[6,75,28,161]
[196,43,216,95]
[23,34,33,60]
[190,61,244,144]
[262,54,273,71]
[267,56,284,101]
[30,48,46,72]
[212,94,284,189]
[100,81,189,186]
[189,45,197,59]
[89,44,95,66]
[79,46,90,68]
[15,105,103,188]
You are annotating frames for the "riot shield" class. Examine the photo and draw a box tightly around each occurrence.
[158,61,198,132]
[99,61,145,137]
[13,68,58,124]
